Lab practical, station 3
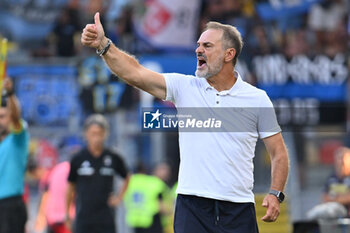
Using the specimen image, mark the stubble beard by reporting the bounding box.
[195,54,224,79]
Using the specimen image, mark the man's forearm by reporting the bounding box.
[270,150,289,191]
[117,174,130,199]
[66,183,75,218]
[100,39,166,99]
[100,37,143,87]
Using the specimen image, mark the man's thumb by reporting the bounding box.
[94,12,101,26]
[262,200,268,207]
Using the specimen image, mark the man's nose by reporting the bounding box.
[196,45,204,54]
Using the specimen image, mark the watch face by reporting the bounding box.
[269,190,285,203]
[279,192,285,202]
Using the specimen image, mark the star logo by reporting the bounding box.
[151,109,162,122]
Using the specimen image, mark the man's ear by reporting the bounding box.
[224,48,236,63]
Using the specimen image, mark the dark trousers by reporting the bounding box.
[134,213,164,233]
[0,195,27,233]
[74,222,116,233]
[174,194,259,233]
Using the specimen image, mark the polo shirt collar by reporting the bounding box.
[202,71,243,96]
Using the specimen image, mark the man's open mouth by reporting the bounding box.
[197,57,207,69]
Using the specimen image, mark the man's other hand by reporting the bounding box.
[261,194,280,222]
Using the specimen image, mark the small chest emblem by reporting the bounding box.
[77,160,94,176]
[104,155,112,166]
[82,160,91,167]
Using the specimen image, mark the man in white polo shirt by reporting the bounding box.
[81,13,289,233]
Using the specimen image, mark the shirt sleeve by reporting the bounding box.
[112,154,128,179]
[68,156,79,183]
[11,120,27,134]
[163,73,191,103]
[257,92,281,139]
[12,120,29,145]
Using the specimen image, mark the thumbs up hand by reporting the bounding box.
[81,12,107,50]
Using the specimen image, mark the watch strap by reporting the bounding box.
[96,39,112,57]
[269,189,284,203]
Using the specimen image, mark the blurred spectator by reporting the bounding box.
[152,163,173,233]
[51,6,82,57]
[245,20,278,59]
[308,0,347,33]
[124,163,169,233]
[222,0,251,37]
[35,161,75,233]
[308,0,348,55]
[306,147,350,220]
[203,0,252,38]
[248,23,272,55]
[115,5,135,53]
[153,162,171,185]
[0,78,30,233]
[283,29,309,58]
[1,0,348,59]
[26,137,81,232]
[78,0,107,27]
[66,114,130,233]
[323,147,350,215]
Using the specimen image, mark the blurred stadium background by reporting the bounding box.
[0,0,349,232]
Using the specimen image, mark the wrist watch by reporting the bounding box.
[96,39,112,57]
[269,189,285,203]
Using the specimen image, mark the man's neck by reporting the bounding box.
[0,131,9,142]
[207,67,237,92]
[88,145,104,158]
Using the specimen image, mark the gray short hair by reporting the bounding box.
[205,21,243,66]
[84,114,109,132]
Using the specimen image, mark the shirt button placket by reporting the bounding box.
[215,93,220,106]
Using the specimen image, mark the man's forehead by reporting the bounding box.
[86,123,106,132]
[197,29,223,44]
[0,107,8,114]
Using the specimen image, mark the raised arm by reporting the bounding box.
[261,132,289,222]
[81,13,166,100]
[4,78,21,131]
